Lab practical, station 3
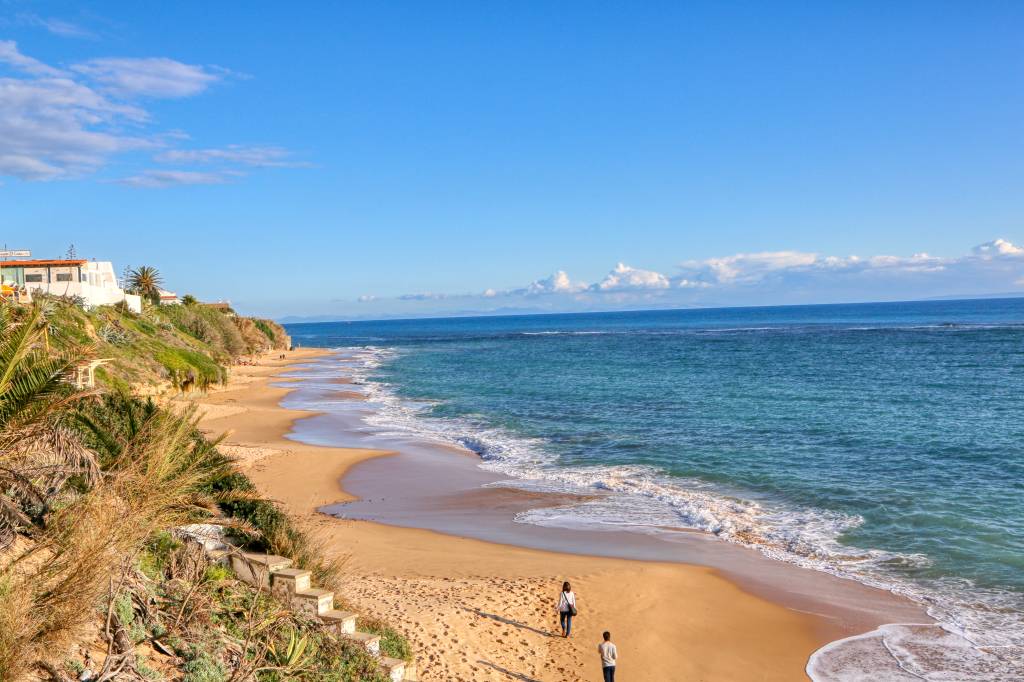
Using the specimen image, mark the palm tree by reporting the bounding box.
[0,304,96,548]
[181,294,198,306]
[35,297,59,352]
[127,266,164,305]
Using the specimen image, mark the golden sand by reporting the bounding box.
[193,349,827,681]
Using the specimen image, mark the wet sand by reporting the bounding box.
[193,348,927,681]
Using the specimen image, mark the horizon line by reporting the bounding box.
[278,291,1024,327]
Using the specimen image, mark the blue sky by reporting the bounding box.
[2,1,1023,319]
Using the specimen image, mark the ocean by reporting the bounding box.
[286,298,1024,676]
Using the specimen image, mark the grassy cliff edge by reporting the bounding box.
[0,298,409,682]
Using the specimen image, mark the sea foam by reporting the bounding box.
[316,346,1024,679]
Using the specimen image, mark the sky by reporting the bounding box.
[2,1,1023,320]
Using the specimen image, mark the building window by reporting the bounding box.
[25,274,43,283]
[56,273,72,282]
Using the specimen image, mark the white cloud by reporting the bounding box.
[398,292,448,301]
[116,170,234,188]
[595,263,670,290]
[0,61,152,180]
[673,241,1024,290]
[17,14,96,39]
[373,239,1024,314]
[0,154,63,180]
[41,18,94,39]
[72,57,224,98]
[357,295,377,303]
[0,42,298,184]
[973,238,1024,258]
[156,145,305,168]
[680,251,818,284]
[0,40,64,76]
[523,270,586,295]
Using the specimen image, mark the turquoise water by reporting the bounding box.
[287,299,1024,668]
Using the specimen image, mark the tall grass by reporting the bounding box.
[161,305,246,360]
[0,406,232,679]
[0,304,409,678]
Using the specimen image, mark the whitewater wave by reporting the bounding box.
[807,623,1020,681]
[334,346,1023,679]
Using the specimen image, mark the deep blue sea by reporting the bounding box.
[287,299,1024,668]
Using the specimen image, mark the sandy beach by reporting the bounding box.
[191,349,911,682]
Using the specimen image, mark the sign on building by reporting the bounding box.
[0,250,31,258]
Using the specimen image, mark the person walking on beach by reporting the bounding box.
[598,631,617,681]
[557,581,577,637]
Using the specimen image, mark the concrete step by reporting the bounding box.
[379,657,406,682]
[230,552,292,588]
[319,609,357,635]
[342,631,381,657]
[176,523,228,551]
[270,567,311,601]
[293,588,334,616]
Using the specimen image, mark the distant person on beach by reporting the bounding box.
[598,631,617,681]
[557,581,577,637]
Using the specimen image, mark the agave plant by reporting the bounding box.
[265,628,313,672]
[0,303,97,548]
[97,322,131,346]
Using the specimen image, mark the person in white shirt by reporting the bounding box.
[598,631,617,681]
[557,581,577,637]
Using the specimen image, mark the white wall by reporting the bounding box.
[27,261,141,312]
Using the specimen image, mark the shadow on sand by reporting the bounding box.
[463,607,555,638]
[477,660,543,682]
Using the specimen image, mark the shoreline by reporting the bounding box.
[194,348,916,681]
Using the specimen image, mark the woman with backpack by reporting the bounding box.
[557,581,578,637]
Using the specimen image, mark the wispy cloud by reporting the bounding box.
[71,57,225,98]
[0,44,151,180]
[116,169,237,188]
[398,292,449,301]
[0,39,64,76]
[155,145,307,168]
[18,13,96,39]
[0,41,300,184]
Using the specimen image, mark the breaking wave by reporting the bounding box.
[327,345,1023,679]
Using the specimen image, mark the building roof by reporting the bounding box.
[0,259,87,268]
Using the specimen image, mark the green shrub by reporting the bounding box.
[156,347,226,390]
[204,564,233,582]
[139,531,182,580]
[357,616,413,662]
[253,319,277,344]
[162,305,246,360]
[182,651,226,682]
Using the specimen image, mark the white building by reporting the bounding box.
[157,289,180,305]
[0,258,142,313]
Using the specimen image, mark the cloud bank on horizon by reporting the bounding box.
[324,239,1024,318]
[0,40,298,185]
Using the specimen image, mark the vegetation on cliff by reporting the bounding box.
[29,294,290,393]
[0,298,408,681]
